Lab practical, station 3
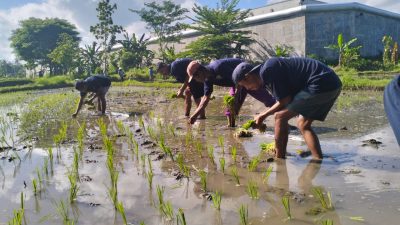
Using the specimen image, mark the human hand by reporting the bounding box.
[176,90,184,98]
[188,116,197,124]
[254,114,266,126]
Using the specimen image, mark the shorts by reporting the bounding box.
[188,81,204,99]
[287,88,341,121]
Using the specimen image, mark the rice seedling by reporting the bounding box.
[43,157,49,176]
[168,124,175,137]
[147,126,156,141]
[185,132,192,146]
[218,136,224,153]
[157,118,163,130]
[176,153,185,172]
[55,200,74,225]
[156,185,165,206]
[246,180,259,199]
[36,168,42,190]
[160,201,174,221]
[207,145,215,164]
[20,192,24,210]
[138,116,145,129]
[68,171,79,203]
[320,219,334,225]
[219,157,226,174]
[183,165,190,178]
[260,142,275,154]
[231,146,237,163]
[312,187,334,210]
[241,120,255,130]
[146,169,154,189]
[140,154,146,168]
[238,204,249,225]
[116,201,128,225]
[263,164,273,184]
[77,121,86,158]
[108,185,118,209]
[72,148,79,174]
[282,195,292,220]
[139,221,146,225]
[223,95,236,127]
[7,209,24,225]
[198,169,207,191]
[212,191,222,210]
[195,141,203,157]
[231,166,240,185]
[32,179,38,195]
[116,120,125,135]
[148,111,154,119]
[159,140,174,161]
[97,118,107,137]
[248,156,261,172]
[47,147,54,164]
[176,208,187,225]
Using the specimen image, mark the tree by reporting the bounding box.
[131,0,188,62]
[90,0,124,75]
[10,17,80,74]
[48,33,80,75]
[81,42,101,75]
[0,60,25,77]
[185,0,254,61]
[117,32,154,70]
[325,33,362,67]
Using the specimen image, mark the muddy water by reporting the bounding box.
[0,87,398,225]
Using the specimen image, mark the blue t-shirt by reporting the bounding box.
[384,75,400,144]
[259,57,342,100]
[204,58,244,95]
[170,58,192,83]
[81,75,111,96]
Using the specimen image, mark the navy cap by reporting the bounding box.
[156,62,168,72]
[232,62,261,84]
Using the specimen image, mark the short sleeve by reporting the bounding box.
[204,79,213,96]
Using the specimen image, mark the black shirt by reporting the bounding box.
[81,75,111,97]
[170,58,192,83]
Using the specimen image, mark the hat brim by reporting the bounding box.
[248,64,261,75]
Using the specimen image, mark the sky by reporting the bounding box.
[1,0,400,61]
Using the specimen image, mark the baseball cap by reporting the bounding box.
[232,62,261,84]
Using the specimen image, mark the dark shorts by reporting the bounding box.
[188,81,204,99]
[287,88,341,121]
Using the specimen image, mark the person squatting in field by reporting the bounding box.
[232,57,342,159]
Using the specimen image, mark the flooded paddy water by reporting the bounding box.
[0,86,398,225]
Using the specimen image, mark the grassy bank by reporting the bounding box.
[0,76,73,93]
[335,68,393,90]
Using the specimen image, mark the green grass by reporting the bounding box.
[248,156,261,172]
[159,201,174,221]
[219,157,226,174]
[320,219,334,225]
[176,208,187,225]
[282,195,292,220]
[207,145,215,164]
[231,146,237,163]
[312,187,334,210]
[260,142,275,153]
[68,171,79,203]
[231,166,240,185]
[156,185,165,206]
[0,76,73,93]
[146,169,154,189]
[55,200,74,225]
[116,201,128,225]
[263,165,273,184]
[198,169,207,191]
[114,79,180,88]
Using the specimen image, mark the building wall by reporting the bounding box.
[305,10,400,59]
[251,0,323,16]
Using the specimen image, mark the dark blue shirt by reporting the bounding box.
[170,58,192,83]
[81,75,111,96]
[384,75,400,144]
[204,58,244,95]
[259,57,342,100]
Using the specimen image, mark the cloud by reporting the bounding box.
[0,0,196,61]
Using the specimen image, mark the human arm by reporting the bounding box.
[188,95,211,124]
[177,76,189,98]
[72,94,86,117]
[254,96,292,125]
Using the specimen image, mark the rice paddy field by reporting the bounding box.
[0,86,398,225]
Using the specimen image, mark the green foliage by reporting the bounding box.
[198,169,207,191]
[263,165,273,184]
[8,209,24,225]
[320,219,334,225]
[116,201,128,225]
[55,200,74,225]
[382,35,399,68]
[68,171,79,203]
[231,146,237,163]
[48,33,81,75]
[186,0,254,61]
[207,145,215,164]
[176,208,187,225]
[0,60,25,77]
[325,33,362,67]
[241,120,255,130]
[260,142,275,153]
[231,166,240,185]
[131,0,188,62]
[159,201,174,220]
[156,185,165,206]
[10,17,80,73]
[80,42,101,75]
[248,156,260,172]
[117,32,154,70]
[90,0,124,74]
[219,157,226,173]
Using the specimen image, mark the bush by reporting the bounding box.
[347,58,384,71]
